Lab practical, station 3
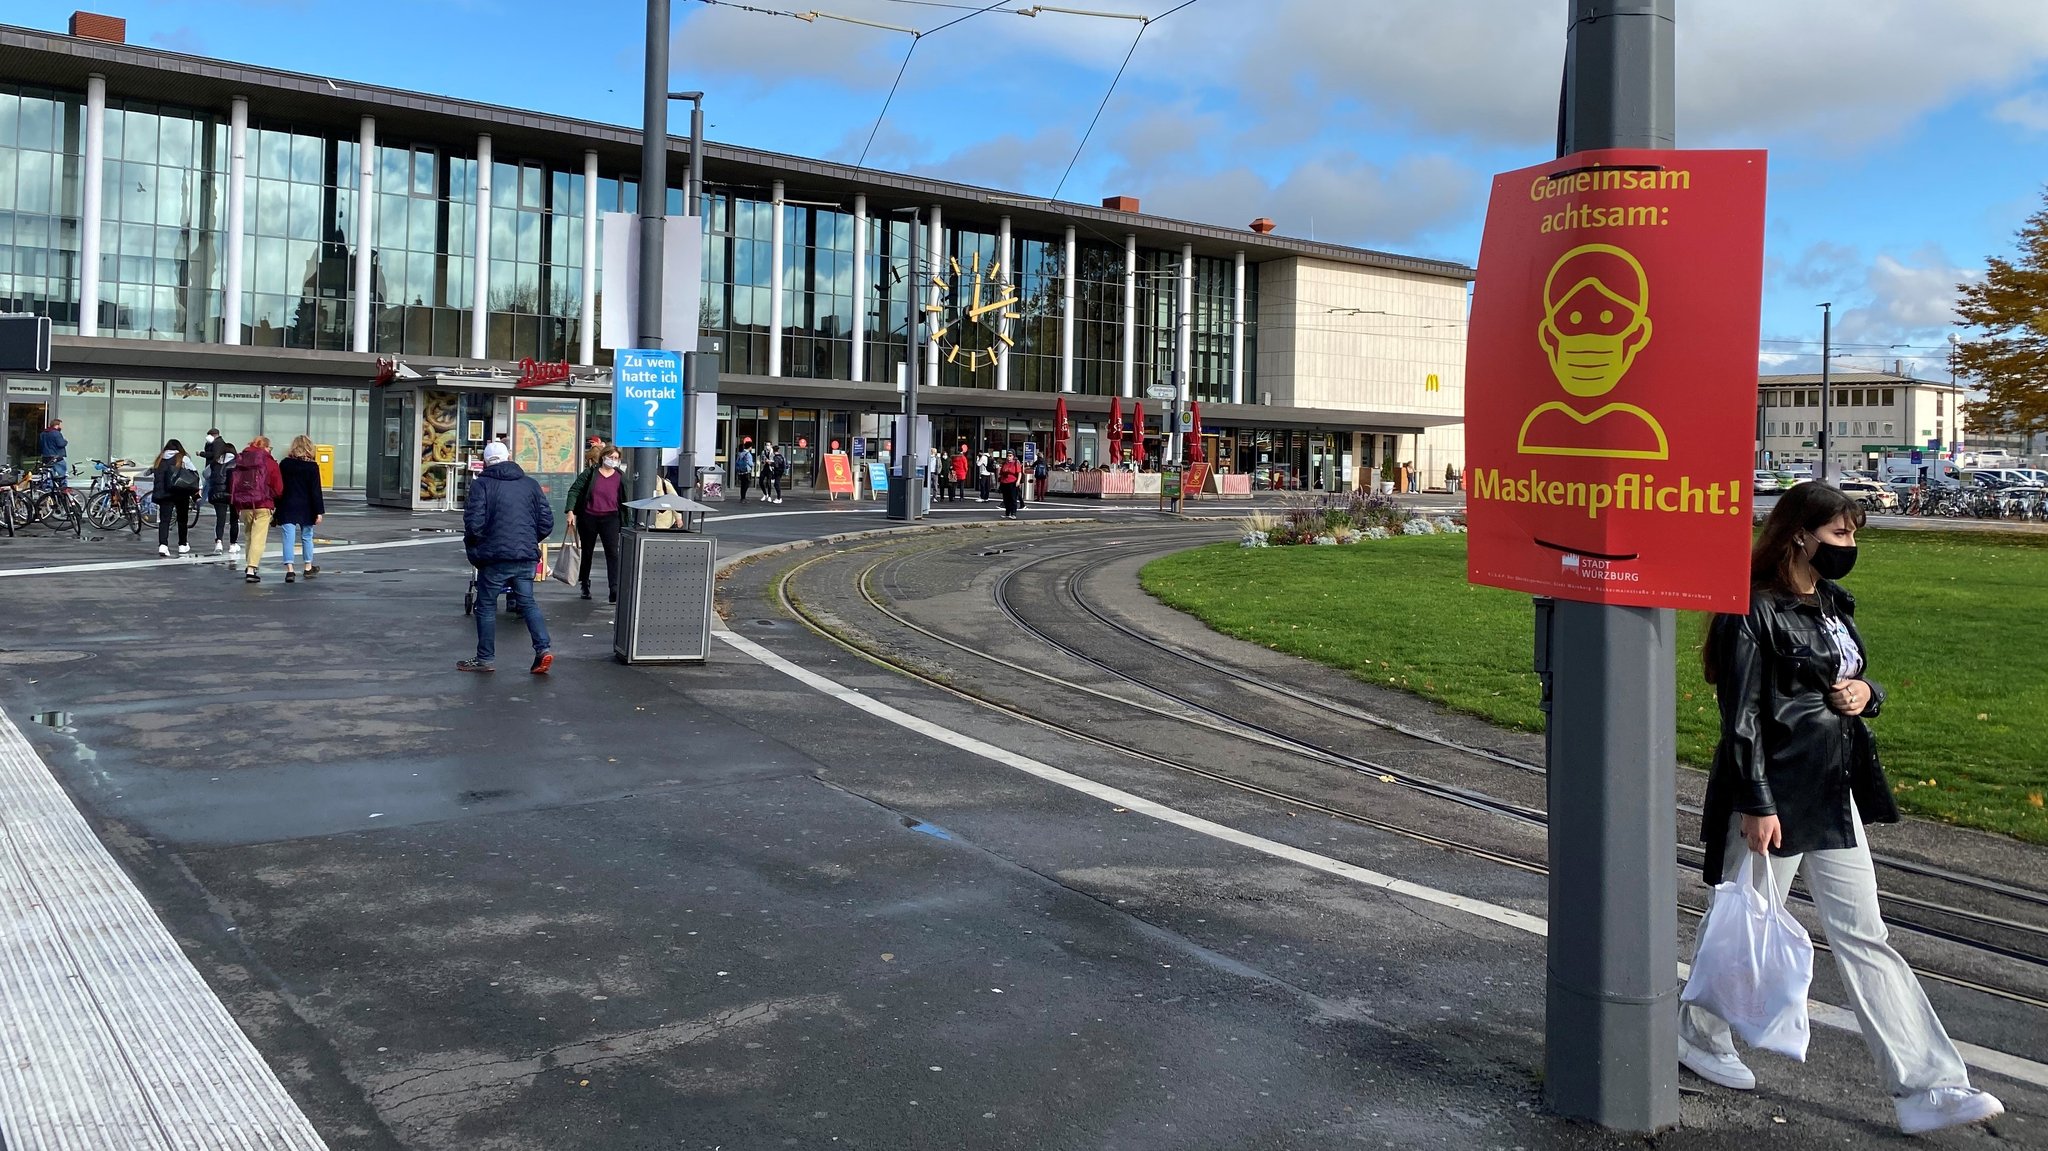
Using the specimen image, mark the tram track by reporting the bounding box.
[759,526,2048,1013]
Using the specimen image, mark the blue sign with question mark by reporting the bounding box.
[612,349,684,449]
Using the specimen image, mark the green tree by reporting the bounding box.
[1954,188,2048,434]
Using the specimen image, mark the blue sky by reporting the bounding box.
[18,0,2048,378]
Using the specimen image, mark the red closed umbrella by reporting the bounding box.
[1106,395,1124,462]
[1053,396,1071,464]
[1188,400,1205,462]
[1132,400,1148,465]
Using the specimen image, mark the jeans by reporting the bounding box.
[1000,482,1022,516]
[157,495,191,547]
[281,521,316,567]
[765,472,783,500]
[239,508,274,570]
[576,511,622,596]
[1680,802,1972,1096]
[474,559,551,663]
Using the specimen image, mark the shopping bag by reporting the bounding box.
[534,542,549,582]
[1679,851,1814,1060]
[549,540,581,585]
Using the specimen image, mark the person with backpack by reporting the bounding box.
[230,435,284,583]
[763,444,785,504]
[997,451,1024,520]
[276,435,325,584]
[205,435,241,556]
[734,441,756,502]
[976,450,994,502]
[458,440,554,675]
[151,437,201,558]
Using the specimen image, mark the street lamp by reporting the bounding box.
[1817,301,1832,482]
[887,205,925,520]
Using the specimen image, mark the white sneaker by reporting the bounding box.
[1896,1087,2002,1135]
[157,544,170,558]
[1677,1034,1755,1090]
[230,543,243,556]
[177,544,189,555]
[213,541,225,554]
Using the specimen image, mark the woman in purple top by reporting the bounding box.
[565,447,626,602]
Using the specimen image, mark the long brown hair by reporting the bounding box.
[1702,482,1868,683]
[288,435,317,460]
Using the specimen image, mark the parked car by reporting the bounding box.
[1752,469,1783,493]
[1835,477,1900,512]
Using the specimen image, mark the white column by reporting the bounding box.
[1059,225,1076,393]
[1120,233,1137,399]
[995,214,1012,391]
[851,194,868,382]
[1231,251,1246,405]
[925,206,942,384]
[78,75,106,336]
[470,134,492,359]
[578,150,597,365]
[222,96,249,345]
[1177,242,1194,395]
[351,115,376,353]
[767,180,786,377]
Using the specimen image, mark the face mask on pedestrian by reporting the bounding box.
[1810,541,1857,579]
[602,456,621,470]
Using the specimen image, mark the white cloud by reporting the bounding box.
[1131,152,1481,249]
[1993,91,2048,132]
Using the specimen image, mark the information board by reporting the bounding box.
[1464,148,1766,612]
[612,349,684,449]
[824,452,856,498]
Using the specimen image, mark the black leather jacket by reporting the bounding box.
[1699,581,1898,882]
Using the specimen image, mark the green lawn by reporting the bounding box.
[1139,531,2048,844]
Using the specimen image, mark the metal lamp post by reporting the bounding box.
[670,89,705,494]
[1818,301,1832,482]
[889,205,924,519]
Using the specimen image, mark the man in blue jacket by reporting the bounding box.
[459,441,555,674]
[37,419,66,469]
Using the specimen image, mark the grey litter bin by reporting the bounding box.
[613,525,717,664]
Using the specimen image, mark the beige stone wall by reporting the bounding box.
[1257,256,1469,485]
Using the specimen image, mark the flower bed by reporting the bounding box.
[1239,493,1465,548]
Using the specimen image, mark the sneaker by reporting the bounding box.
[284,570,296,583]
[530,650,553,675]
[213,541,225,554]
[455,658,495,674]
[1677,1034,1755,1091]
[306,565,319,577]
[1896,1087,2002,1135]
[177,544,189,555]
[158,544,170,558]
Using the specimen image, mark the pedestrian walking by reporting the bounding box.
[205,434,239,555]
[565,445,626,602]
[150,438,201,558]
[200,428,230,504]
[457,440,554,674]
[734,441,756,502]
[1445,462,1460,494]
[997,451,1024,519]
[764,445,786,503]
[1684,482,2002,1135]
[951,446,971,502]
[976,450,994,502]
[37,418,66,470]
[229,435,283,583]
[276,435,325,584]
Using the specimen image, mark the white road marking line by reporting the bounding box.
[714,627,2048,1092]
[0,708,329,1148]
[0,534,462,579]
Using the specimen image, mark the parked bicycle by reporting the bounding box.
[82,458,145,534]
[9,461,84,537]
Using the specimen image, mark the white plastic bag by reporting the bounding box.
[1679,851,1814,1060]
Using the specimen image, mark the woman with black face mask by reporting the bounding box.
[1685,482,2001,1135]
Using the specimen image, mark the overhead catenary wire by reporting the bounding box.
[1047,0,1202,202]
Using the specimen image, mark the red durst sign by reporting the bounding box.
[1464,148,1767,612]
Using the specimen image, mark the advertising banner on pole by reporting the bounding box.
[1464,148,1767,612]
[612,349,684,448]
[598,214,704,351]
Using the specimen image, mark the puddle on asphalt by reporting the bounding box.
[901,817,953,841]
[29,711,75,733]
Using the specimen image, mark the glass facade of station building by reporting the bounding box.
[1,22,1468,492]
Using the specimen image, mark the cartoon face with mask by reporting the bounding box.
[1538,244,1652,398]
[1516,242,1669,462]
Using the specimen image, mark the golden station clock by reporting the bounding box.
[926,249,1020,372]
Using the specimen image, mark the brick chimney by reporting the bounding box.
[69,11,127,42]
[1101,195,1140,213]
[1249,217,1276,235]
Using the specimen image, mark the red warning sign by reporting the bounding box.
[1464,148,1767,612]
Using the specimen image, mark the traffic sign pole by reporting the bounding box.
[1541,0,1679,1132]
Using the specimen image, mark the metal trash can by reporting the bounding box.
[613,525,717,663]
